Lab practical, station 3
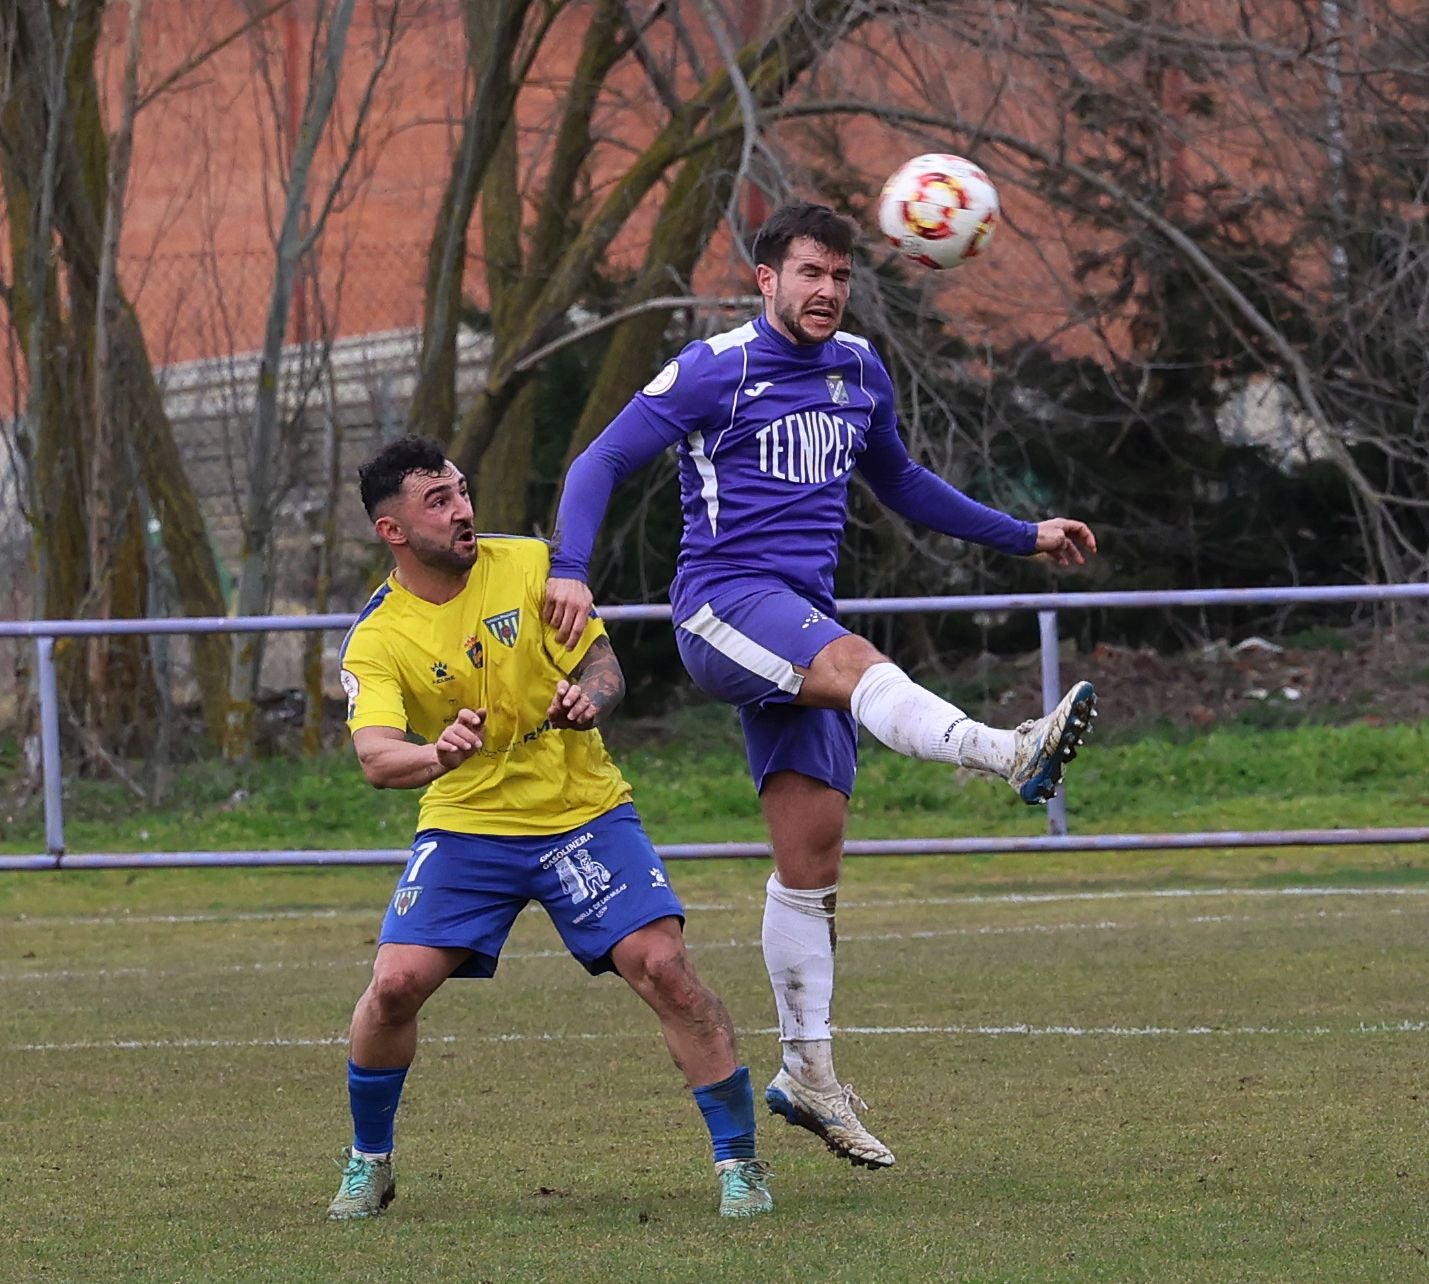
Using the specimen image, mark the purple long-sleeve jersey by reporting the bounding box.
[551,314,1038,618]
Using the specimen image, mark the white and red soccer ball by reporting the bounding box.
[877,153,999,270]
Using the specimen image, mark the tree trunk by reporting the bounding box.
[472,54,534,534]
[450,0,867,485]
[303,366,342,756]
[225,0,360,761]
[556,136,746,487]
[3,0,230,748]
[407,0,535,442]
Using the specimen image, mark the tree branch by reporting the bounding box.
[137,0,298,114]
[512,293,760,373]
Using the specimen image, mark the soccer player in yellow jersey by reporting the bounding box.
[326,435,771,1221]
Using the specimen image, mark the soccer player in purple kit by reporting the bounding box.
[544,203,1099,1171]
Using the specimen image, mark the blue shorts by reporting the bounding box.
[675,580,858,798]
[378,803,685,978]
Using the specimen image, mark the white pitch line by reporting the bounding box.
[834,1021,1429,1037]
[1,904,1417,985]
[844,885,1429,909]
[4,901,739,928]
[2,958,378,983]
[12,1020,1429,1055]
[4,907,373,927]
[5,884,1425,930]
[13,1034,456,1053]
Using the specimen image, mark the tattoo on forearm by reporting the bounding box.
[571,636,625,722]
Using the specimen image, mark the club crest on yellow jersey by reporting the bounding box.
[484,609,520,647]
[339,543,631,836]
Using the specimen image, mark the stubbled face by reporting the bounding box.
[758,236,852,345]
[383,462,476,574]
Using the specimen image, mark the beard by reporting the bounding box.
[408,530,477,575]
[775,292,839,345]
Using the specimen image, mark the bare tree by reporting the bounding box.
[223,0,401,761]
[405,0,885,538]
[0,0,232,754]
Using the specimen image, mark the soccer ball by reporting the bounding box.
[877,153,999,270]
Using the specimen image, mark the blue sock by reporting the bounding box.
[692,1065,757,1162]
[348,1060,409,1155]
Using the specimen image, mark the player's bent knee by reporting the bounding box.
[367,967,438,1022]
[800,633,889,705]
[618,933,702,1008]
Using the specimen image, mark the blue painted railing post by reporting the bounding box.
[37,637,65,858]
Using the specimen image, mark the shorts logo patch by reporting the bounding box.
[649,866,668,888]
[801,608,826,629]
[393,886,422,916]
[484,609,520,648]
[556,849,612,904]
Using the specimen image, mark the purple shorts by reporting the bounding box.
[674,580,858,797]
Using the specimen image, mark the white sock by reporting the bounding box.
[849,661,1016,775]
[352,1147,391,1162]
[783,1037,837,1088]
[762,874,839,1088]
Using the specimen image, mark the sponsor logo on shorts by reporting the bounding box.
[540,831,613,904]
[650,867,668,888]
[573,882,628,925]
[393,886,422,916]
[540,830,594,868]
[801,609,826,629]
[556,850,612,904]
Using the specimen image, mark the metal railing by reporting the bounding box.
[2,582,1427,870]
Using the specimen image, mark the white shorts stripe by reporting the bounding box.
[678,603,804,695]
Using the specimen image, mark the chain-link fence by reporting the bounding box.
[0,241,494,744]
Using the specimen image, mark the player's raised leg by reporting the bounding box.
[803,634,1098,805]
[328,943,466,1220]
[612,918,773,1217]
[758,770,895,1169]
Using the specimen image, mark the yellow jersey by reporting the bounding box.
[338,536,632,836]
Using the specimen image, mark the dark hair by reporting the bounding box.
[750,202,857,270]
[358,434,449,518]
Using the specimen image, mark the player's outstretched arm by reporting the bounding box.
[548,401,680,648]
[1032,518,1097,567]
[543,576,595,650]
[352,709,485,789]
[547,636,625,730]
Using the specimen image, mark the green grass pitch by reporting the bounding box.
[3,850,1426,1282]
